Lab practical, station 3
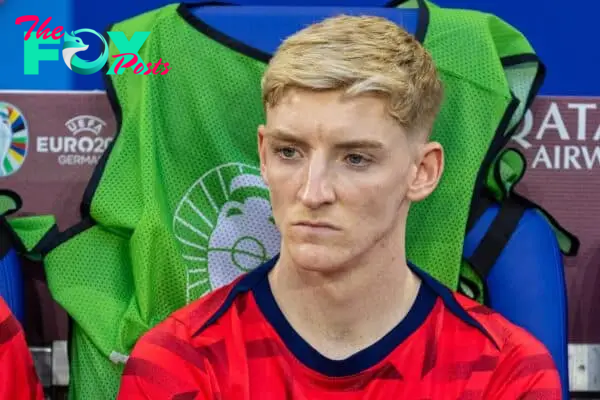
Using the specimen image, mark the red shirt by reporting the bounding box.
[0,296,44,400]
[118,258,561,399]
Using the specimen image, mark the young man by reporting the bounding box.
[117,15,561,399]
[0,296,45,399]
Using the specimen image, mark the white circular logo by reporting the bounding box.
[173,163,281,303]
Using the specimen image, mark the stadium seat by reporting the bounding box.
[464,198,570,398]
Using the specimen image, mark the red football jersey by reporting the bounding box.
[118,258,562,399]
[0,296,45,400]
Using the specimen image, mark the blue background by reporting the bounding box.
[2,0,598,96]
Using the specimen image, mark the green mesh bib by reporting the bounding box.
[38,2,549,398]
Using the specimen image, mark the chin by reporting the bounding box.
[285,241,355,273]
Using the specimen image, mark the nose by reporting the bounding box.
[298,153,336,209]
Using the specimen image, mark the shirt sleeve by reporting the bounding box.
[0,301,45,400]
[485,333,562,399]
[117,316,216,400]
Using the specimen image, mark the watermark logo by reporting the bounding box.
[15,16,171,76]
[62,29,108,75]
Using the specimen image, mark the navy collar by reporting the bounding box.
[194,254,498,377]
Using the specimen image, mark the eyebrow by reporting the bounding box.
[266,129,385,150]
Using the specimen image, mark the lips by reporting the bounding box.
[294,221,339,230]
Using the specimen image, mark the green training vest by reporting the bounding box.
[40,2,544,398]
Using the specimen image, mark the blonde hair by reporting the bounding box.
[262,14,444,136]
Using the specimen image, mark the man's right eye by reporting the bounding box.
[276,147,298,159]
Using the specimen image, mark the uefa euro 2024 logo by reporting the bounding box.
[0,103,28,178]
[15,15,172,76]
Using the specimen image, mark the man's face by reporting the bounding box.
[258,88,439,273]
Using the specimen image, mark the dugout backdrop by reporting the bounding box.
[0,0,598,393]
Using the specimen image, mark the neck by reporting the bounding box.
[268,227,421,360]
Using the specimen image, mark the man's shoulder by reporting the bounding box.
[412,263,554,360]
[451,292,555,361]
[165,260,275,336]
[133,275,248,348]
[447,294,562,396]
[126,275,251,368]
[168,275,246,334]
[133,261,274,354]
[119,276,256,399]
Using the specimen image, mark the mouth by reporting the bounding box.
[294,221,340,230]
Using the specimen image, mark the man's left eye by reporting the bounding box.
[346,154,369,166]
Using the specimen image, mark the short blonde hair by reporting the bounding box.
[262,14,444,136]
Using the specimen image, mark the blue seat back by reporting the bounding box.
[465,204,569,399]
[190,5,418,52]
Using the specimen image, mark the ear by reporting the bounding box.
[257,124,269,186]
[406,141,444,202]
